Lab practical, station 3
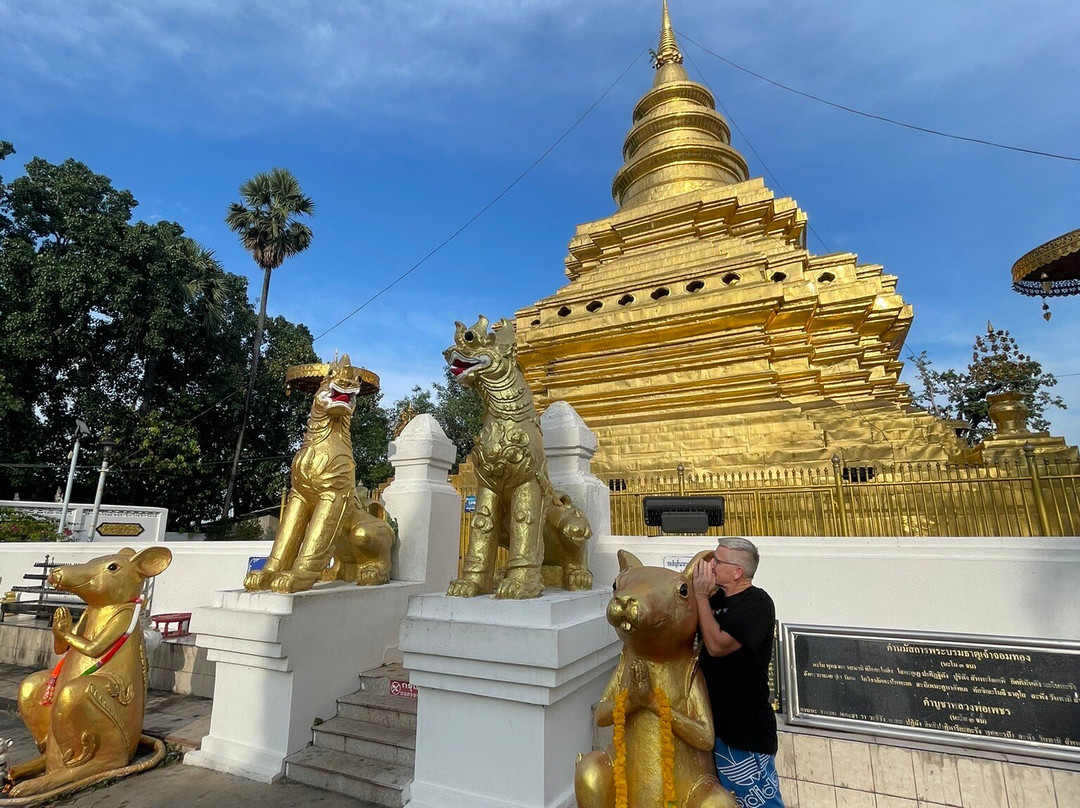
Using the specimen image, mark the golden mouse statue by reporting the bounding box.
[576,550,737,808]
[244,355,396,594]
[9,547,172,798]
[444,316,592,599]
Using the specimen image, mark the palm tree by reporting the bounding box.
[221,167,314,519]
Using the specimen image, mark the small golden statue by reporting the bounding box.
[576,550,737,808]
[244,355,395,594]
[9,547,172,798]
[444,316,592,599]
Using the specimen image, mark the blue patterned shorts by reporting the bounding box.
[712,737,786,808]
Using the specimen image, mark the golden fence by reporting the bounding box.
[453,455,1079,564]
[609,456,1080,538]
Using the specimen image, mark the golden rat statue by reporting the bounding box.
[9,547,172,798]
[576,550,737,808]
[244,355,395,594]
[444,316,593,599]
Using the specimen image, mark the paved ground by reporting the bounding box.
[0,664,372,807]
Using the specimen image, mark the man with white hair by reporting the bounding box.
[693,537,784,808]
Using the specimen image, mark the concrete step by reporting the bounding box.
[359,663,417,699]
[313,716,416,767]
[284,746,412,808]
[337,691,417,731]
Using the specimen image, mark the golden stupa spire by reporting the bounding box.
[653,0,684,68]
[611,1,749,209]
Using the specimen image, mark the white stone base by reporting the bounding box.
[400,588,619,808]
[185,580,424,782]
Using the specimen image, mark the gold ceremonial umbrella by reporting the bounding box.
[285,361,380,396]
[1012,227,1080,320]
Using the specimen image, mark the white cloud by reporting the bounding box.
[0,0,629,133]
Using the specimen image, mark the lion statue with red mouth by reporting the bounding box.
[444,316,593,599]
[243,355,396,594]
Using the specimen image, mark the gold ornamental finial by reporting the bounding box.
[611,0,748,209]
[653,0,683,68]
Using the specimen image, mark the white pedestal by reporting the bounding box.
[541,401,611,542]
[400,588,619,808]
[185,581,423,782]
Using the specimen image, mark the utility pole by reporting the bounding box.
[58,418,91,538]
[88,432,117,542]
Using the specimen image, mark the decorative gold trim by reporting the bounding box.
[654,0,684,68]
[622,110,733,161]
[633,83,716,122]
[285,362,380,396]
[1011,227,1080,284]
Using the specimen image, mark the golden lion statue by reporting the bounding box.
[444,316,593,599]
[244,355,395,594]
[576,550,737,808]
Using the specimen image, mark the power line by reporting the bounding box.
[680,48,832,254]
[1,453,292,474]
[63,46,652,474]
[678,32,1080,164]
[312,45,650,344]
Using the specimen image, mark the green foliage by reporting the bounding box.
[389,367,484,469]
[203,517,266,541]
[910,326,1065,444]
[222,167,315,519]
[351,393,394,489]
[0,147,318,529]
[0,506,62,542]
[225,168,314,273]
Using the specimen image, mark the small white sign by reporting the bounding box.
[662,555,697,572]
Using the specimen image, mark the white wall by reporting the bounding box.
[0,540,273,616]
[1,500,168,542]
[591,535,1080,641]
[7,534,1077,640]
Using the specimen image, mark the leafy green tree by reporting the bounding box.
[910,326,1065,444]
[348,393,393,491]
[0,506,62,542]
[230,315,318,517]
[0,148,320,529]
[390,367,484,469]
[222,168,314,518]
[0,149,138,500]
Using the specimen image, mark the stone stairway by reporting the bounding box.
[284,664,417,806]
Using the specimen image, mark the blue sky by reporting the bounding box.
[3,0,1079,445]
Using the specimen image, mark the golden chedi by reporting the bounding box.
[515,2,973,477]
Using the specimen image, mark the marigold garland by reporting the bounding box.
[612,689,629,808]
[611,686,678,808]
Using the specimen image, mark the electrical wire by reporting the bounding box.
[50,45,652,476]
[680,48,832,254]
[677,32,1080,164]
[312,45,650,344]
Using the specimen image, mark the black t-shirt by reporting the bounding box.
[698,585,777,754]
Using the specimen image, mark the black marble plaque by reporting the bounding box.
[785,626,1080,760]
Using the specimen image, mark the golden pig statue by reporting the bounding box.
[576,550,737,808]
[245,355,395,594]
[444,316,592,599]
[9,547,172,798]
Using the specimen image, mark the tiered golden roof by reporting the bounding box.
[515,2,974,476]
[612,1,748,211]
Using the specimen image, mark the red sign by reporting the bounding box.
[389,679,418,699]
